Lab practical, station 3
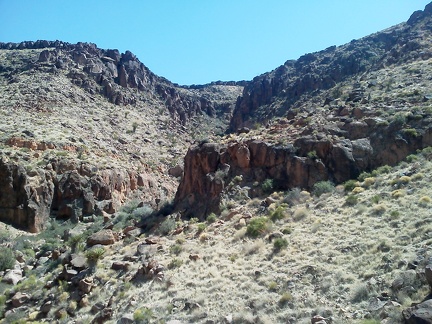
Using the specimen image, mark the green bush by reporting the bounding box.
[133,307,153,323]
[197,223,206,233]
[167,258,183,269]
[312,181,334,197]
[207,213,217,223]
[307,150,319,159]
[358,172,372,182]
[405,153,419,162]
[345,195,358,206]
[246,217,271,238]
[373,165,392,175]
[158,218,176,235]
[0,247,15,271]
[273,238,288,251]
[343,179,358,192]
[170,244,182,255]
[85,247,105,264]
[269,206,286,222]
[262,178,275,193]
[131,205,154,219]
[68,234,85,252]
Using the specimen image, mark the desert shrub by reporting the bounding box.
[281,227,292,235]
[282,188,302,205]
[345,195,358,206]
[199,232,210,242]
[391,189,405,198]
[372,204,386,215]
[85,247,105,265]
[131,205,154,219]
[351,283,371,303]
[371,195,381,204]
[418,196,431,207]
[262,178,275,193]
[279,292,293,306]
[359,319,381,324]
[344,179,358,192]
[312,181,334,197]
[0,247,15,271]
[269,206,287,222]
[158,218,176,235]
[391,176,411,186]
[68,234,85,253]
[292,207,309,221]
[373,165,392,175]
[389,210,400,219]
[358,171,372,182]
[403,128,419,137]
[134,307,153,323]
[268,281,278,291]
[0,230,10,244]
[362,177,376,187]
[197,223,206,233]
[392,112,407,126]
[120,199,140,214]
[170,244,182,255]
[246,217,271,238]
[273,238,288,251]
[420,146,432,158]
[167,258,183,269]
[352,187,365,194]
[307,150,318,159]
[207,213,217,223]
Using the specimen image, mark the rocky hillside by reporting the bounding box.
[175,3,432,220]
[230,2,432,132]
[0,41,243,232]
[2,2,432,324]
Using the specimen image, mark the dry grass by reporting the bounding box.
[70,150,428,323]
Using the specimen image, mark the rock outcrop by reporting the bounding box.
[175,121,432,219]
[0,157,160,233]
[0,41,243,125]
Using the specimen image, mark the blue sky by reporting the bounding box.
[0,1,430,85]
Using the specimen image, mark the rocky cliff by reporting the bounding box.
[0,41,243,232]
[0,154,166,232]
[0,40,244,126]
[175,119,432,218]
[176,3,432,219]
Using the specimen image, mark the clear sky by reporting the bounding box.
[0,1,430,85]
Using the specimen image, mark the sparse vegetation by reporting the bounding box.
[246,217,271,238]
[262,178,275,193]
[312,180,334,197]
[273,237,288,251]
[0,247,15,272]
[4,15,432,323]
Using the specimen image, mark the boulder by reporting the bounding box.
[403,299,432,323]
[2,269,23,285]
[87,229,116,246]
[78,277,94,294]
[11,292,30,308]
[70,254,87,270]
[168,165,183,178]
